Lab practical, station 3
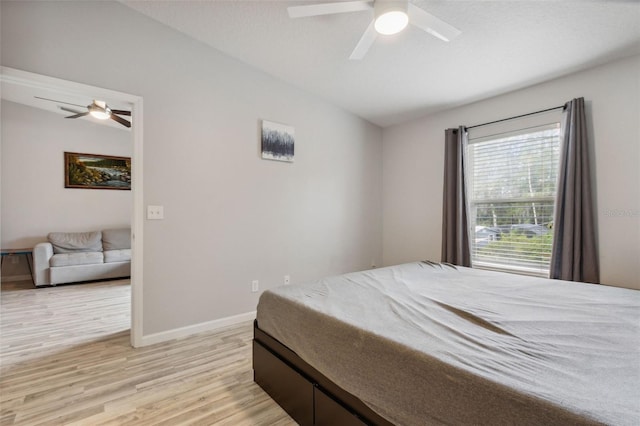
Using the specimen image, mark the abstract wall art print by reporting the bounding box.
[261,120,294,162]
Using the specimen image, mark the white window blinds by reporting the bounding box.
[466,123,561,276]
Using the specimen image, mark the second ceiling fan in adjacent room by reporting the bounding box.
[36,96,132,128]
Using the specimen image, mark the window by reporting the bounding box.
[466,122,561,276]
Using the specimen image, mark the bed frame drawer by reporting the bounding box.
[314,386,367,426]
[253,340,314,426]
[254,321,394,426]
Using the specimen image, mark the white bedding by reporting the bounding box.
[256,262,640,425]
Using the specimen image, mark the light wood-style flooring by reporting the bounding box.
[0,279,295,425]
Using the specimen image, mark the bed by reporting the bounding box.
[253,262,640,425]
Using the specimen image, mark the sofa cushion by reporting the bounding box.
[48,231,103,254]
[102,228,131,250]
[50,252,104,267]
[104,249,131,264]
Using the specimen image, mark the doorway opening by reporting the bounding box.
[0,67,143,347]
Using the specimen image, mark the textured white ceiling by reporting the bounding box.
[122,0,640,127]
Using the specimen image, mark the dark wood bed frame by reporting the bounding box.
[253,320,394,426]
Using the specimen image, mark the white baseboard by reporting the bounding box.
[1,274,33,282]
[139,310,257,347]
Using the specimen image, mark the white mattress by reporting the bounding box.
[256,262,640,425]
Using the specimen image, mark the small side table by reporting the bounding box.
[1,248,34,285]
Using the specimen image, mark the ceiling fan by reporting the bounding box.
[35,96,132,128]
[287,0,461,60]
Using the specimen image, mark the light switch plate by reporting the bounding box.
[147,205,164,220]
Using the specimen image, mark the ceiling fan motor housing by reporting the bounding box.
[374,0,409,16]
[88,101,112,119]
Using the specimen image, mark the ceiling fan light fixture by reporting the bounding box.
[89,110,110,120]
[374,0,409,35]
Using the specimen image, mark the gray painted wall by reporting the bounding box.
[1,1,383,334]
[1,101,132,249]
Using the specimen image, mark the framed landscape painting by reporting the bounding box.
[65,152,131,190]
[261,120,294,162]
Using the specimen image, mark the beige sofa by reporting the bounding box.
[33,228,131,286]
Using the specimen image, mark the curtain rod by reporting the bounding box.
[466,105,565,130]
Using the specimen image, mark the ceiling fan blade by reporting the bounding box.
[408,3,461,42]
[349,20,377,60]
[60,106,89,119]
[65,112,89,119]
[110,109,131,116]
[288,0,372,18]
[58,106,80,114]
[35,96,86,108]
[110,114,132,128]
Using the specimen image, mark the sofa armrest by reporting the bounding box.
[33,242,53,286]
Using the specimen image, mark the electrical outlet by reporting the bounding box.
[284,275,290,285]
[251,280,259,292]
[147,205,164,220]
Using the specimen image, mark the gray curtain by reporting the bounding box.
[550,97,599,283]
[441,126,471,267]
